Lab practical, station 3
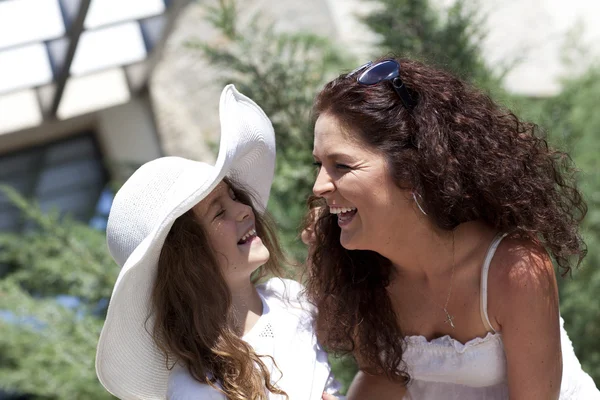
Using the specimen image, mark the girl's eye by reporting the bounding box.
[214,209,225,220]
[312,161,322,168]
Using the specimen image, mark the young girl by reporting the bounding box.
[95,85,340,400]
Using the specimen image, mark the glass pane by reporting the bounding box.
[70,22,147,76]
[139,14,167,52]
[0,178,34,210]
[0,157,33,231]
[0,133,108,232]
[44,135,97,164]
[95,188,114,216]
[0,212,20,231]
[0,151,39,179]
[59,0,83,29]
[38,189,100,220]
[36,159,105,197]
[0,178,30,231]
[85,0,166,29]
[0,0,65,50]
[0,44,54,94]
[46,37,70,77]
[89,187,114,230]
[57,69,130,119]
[0,89,43,134]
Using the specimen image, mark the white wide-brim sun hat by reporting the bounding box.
[95,84,276,400]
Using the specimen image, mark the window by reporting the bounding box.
[0,133,109,232]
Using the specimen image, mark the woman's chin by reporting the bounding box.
[340,233,358,250]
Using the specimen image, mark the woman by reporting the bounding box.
[306,57,600,399]
[96,85,340,400]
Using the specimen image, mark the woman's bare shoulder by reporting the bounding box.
[487,236,559,328]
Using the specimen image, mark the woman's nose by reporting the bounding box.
[313,167,335,197]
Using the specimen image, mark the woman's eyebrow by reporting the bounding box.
[313,150,351,159]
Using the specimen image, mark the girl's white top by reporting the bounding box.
[403,233,600,399]
[167,278,342,400]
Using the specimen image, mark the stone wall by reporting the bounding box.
[150,0,338,162]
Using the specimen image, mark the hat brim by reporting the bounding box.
[95,85,276,399]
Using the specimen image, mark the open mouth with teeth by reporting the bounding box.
[237,228,257,245]
[329,206,358,225]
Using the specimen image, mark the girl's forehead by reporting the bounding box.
[209,181,230,198]
[195,181,229,212]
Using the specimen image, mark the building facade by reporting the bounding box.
[1,0,598,232]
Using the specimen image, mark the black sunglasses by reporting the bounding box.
[350,60,416,110]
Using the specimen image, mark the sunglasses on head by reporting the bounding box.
[349,59,416,110]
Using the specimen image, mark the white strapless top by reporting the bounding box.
[402,233,599,399]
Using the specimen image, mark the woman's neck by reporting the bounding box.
[383,220,495,280]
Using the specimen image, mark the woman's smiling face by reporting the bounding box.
[312,113,413,252]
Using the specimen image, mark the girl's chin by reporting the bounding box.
[248,246,270,265]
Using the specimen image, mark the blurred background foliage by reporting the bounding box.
[0,185,116,399]
[187,0,352,260]
[0,0,598,397]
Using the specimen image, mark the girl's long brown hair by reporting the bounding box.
[151,178,289,399]
[305,56,587,383]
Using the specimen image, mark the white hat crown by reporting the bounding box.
[106,158,212,268]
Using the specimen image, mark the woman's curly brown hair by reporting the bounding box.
[304,56,587,383]
[151,178,289,400]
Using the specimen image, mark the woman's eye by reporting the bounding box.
[335,163,351,170]
[312,161,322,168]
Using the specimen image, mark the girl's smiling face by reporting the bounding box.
[193,181,270,286]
